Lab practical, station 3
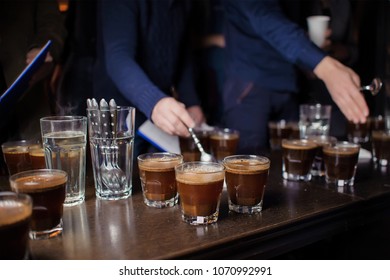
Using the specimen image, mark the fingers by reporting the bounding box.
[314,56,369,124]
[151,97,195,137]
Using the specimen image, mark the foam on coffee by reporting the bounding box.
[139,157,182,172]
[282,139,317,150]
[12,173,67,193]
[323,144,360,156]
[176,165,225,184]
[0,200,32,226]
[224,158,270,173]
[210,133,239,140]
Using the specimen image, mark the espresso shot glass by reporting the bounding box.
[323,142,360,186]
[209,128,239,162]
[137,152,183,208]
[9,169,67,239]
[0,192,32,260]
[347,121,370,144]
[304,135,337,177]
[282,139,318,181]
[371,130,390,167]
[268,120,292,150]
[175,161,225,225]
[223,155,270,214]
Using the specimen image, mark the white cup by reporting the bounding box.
[307,15,330,47]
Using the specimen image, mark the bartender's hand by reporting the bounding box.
[314,56,369,124]
[187,105,205,127]
[26,48,53,64]
[151,97,195,137]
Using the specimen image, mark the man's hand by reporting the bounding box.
[314,56,369,123]
[151,97,196,137]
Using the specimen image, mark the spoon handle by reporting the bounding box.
[188,128,205,153]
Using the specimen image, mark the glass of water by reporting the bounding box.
[299,104,332,138]
[40,116,87,206]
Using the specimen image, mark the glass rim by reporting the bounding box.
[1,139,39,149]
[0,191,32,202]
[9,169,68,182]
[323,141,360,152]
[281,138,318,148]
[137,152,183,162]
[222,155,270,166]
[174,161,225,173]
[40,116,87,122]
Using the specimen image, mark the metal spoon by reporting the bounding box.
[188,128,216,162]
[360,78,382,96]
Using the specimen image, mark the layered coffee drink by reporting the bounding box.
[0,192,32,259]
[209,128,239,161]
[175,162,225,225]
[138,153,183,208]
[223,155,270,213]
[323,142,360,186]
[371,130,390,166]
[9,169,67,239]
[282,139,317,181]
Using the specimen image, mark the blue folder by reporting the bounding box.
[0,40,52,116]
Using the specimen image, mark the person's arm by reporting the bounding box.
[226,0,368,123]
[29,0,67,64]
[101,0,194,136]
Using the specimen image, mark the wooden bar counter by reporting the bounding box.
[1,150,390,259]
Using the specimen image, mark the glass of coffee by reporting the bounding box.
[304,135,337,177]
[223,155,270,214]
[282,139,318,181]
[0,192,32,259]
[28,145,46,169]
[268,120,292,150]
[369,115,385,131]
[1,140,38,175]
[323,142,360,186]
[175,161,225,225]
[9,169,67,239]
[209,128,239,161]
[179,127,212,162]
[371,130,390,167]
[137,152,183,208]
[347,121,370,143]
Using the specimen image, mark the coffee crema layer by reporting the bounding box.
[12,173,68,193]
[0,200,32,226]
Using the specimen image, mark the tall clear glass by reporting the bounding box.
[40,116,87,206]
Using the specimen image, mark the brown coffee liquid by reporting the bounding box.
[0,200,32,259]
[138,158,181,201]
[372,131,390,161]
[210,134,239,161]
[177,179,224,217]
[13,174,66,231]
[29,149,46,169]
[282,141,317,175]
[225,159,269,206]
[3,148,31,175]
[323,149,359,180]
